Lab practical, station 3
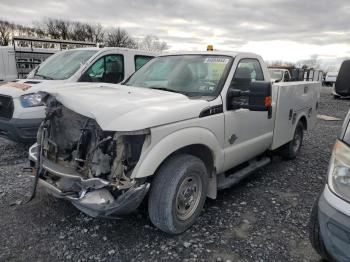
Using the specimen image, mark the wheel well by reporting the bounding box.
[148,144,215,181]
[175,144,214,175]
[299,116,307,130]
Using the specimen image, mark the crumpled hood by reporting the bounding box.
[42,83,210,131]
[0,79,66,98]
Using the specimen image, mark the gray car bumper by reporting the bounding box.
[0,117,42,143]
[318,188,350,262]
[29,144,150,217]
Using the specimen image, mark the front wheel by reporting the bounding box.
[280,121,304,159]
[148,154,208,234]
[309,196,331,261]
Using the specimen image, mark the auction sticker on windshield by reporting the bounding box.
[204,57,230,64]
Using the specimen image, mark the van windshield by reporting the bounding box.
[124,55,232,97]
[28,50,97,80]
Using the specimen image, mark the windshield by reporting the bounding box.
[124,55,232,97]
[269,69,283,80]
[29,50,97,80]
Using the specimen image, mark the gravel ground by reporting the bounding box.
[0,87,349,262]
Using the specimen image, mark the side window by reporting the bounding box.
[82,54,124,84]
[284,71,290,82]
[227,59,264,110]
[230,59,264,91]
[135,55,154,71]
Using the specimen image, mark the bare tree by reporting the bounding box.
[0,20,14,46]
[55,19,70,40]
[44,18,71,40]
[70,22,104,43]
[88,23,104,43]
[70,21,88,41]
[104,28,137,48]
[138,35,169,52]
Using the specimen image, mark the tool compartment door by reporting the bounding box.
[271,82,320,150]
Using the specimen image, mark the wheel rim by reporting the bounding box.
[292,128,302,153]
[175,174,202,221]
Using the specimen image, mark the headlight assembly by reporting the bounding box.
[328,140,350,202]
[20,93,44,108]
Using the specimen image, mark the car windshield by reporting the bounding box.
[29,50,97,80]
[269,69,283,80]
[124,55,232,97]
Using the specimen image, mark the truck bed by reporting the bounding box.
[271,81,320,150]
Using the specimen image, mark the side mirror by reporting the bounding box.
[248,81,272,112]
[228,81,272,115]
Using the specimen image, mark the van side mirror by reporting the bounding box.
[227,81,272,114]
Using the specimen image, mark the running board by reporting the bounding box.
[217,157,271,190]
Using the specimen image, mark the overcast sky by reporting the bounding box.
[1,0,349,63]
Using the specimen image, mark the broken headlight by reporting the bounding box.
[328,140,350,203]
[20,93,44,107]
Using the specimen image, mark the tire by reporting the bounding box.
[280,121,304,159]
[148,154,208,234]
[309,196,332,261]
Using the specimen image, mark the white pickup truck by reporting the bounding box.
[0,47,156,143]
[28,51,320,234]
[268,68,291,83]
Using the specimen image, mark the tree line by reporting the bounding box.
[0,18,168,51]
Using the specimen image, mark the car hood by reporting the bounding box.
[0,79,66,98]
[41,83,211,131]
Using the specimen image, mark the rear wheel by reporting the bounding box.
[309,196,332,261]
[148,154,208,234]
[280,121,304,159]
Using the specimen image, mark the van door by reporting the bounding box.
[80,54,125,84]
[223,58,274,170]
[5,50,17,81]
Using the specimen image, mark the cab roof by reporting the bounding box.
[160,50,258,58]
[61,47,159,55]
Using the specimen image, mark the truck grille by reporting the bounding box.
[0,95,14,119]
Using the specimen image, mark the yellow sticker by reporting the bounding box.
[1,82,32,91]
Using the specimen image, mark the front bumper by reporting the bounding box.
[0,117,42,143]
[318,186,350,262]
[28,144,149,217]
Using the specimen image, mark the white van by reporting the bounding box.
[0,47,157,143]
[324,71,338,86]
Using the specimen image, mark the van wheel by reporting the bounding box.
[148,154,208,234]
[280,122,304,159]
[309,196,331,261]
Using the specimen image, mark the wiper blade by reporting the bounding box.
[149,87,182,94]
[34,74,54,80]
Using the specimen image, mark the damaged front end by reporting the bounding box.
[28,94,150,217]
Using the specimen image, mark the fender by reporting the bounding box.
[130,127,224,179]
[295,111,308,130]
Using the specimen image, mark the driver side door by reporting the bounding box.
[223,58,274,170]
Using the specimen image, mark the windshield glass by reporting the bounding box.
[269,69,283,80]
[124,55,232,96]
[29,50,97,80]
